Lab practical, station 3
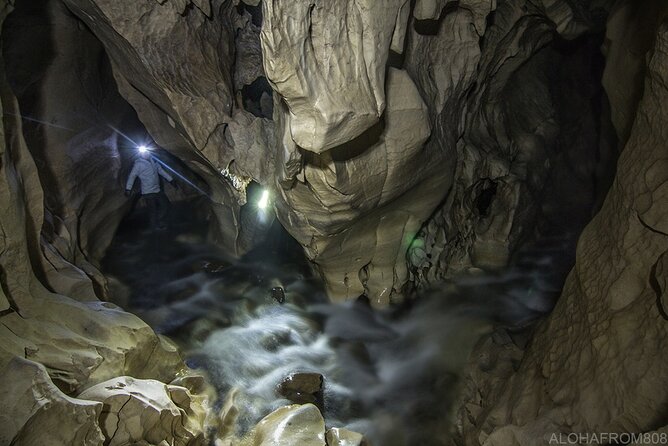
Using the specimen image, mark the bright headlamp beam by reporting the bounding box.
[258,189,270,210]
[138,145,150,153]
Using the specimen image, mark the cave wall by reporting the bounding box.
[1,0,148,299]
[406,0,616,287]
[54,0,618,305]
[268,0,616,303]
[457,2,668,443]
[0,3,201,444]
[59,0,268,257]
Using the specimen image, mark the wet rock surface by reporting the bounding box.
[276,372,324,409]
[326,427,369,446]
[243,404,326,446]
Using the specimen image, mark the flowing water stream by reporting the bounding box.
[103,201,576,446]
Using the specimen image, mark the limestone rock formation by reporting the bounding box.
[0,357,104,446]
[273,67,437,303]
[78,376,208,446]
[2,0,143,298]
[457,6,668,445]
[407,0,615,285]
[59,0,253,254]
[325,427,369,446]
[42,0,616,306]
[0,4,190,444]
[261,0,410,152]
[241,404,326,446]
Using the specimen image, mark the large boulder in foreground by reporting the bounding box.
[78,376,208,446]
[241,404,326,446]
[0,357,104,446]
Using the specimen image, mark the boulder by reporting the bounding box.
[277,372,323,409]
[242,404,326,446]
[78,376,207,446]
[325,427,369,446]
[0,357,104,446]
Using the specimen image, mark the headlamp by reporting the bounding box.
[258,189,270,210]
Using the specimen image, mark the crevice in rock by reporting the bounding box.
[649,258,668,321]
[240,76,273,119]
[473,180,497,218]
[236,1,263,27]
[638,212,668,237]
[413,1,460,35]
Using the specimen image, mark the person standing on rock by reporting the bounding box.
[125,145,178,230]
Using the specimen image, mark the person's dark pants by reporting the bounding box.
[143,192,169,229]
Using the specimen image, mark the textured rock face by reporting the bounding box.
[0,358,104,446]
[59,0,255,254]
[0,3,189,444]
[273,67,441,302]
[2,0,159,299]
[242,404,326,446]
[79,376,207,446]
[261,0,409,152]
[457,7,668,445]
[54,0,616,304]
[406,0,616,284]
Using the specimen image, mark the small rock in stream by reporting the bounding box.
[277,372,324,411]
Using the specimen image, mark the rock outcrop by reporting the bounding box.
[78,376,208,446]
[261,0,410,152]
[0,357,105,446]
[241,404,326,446]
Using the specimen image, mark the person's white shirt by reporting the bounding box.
[125,157,173,195]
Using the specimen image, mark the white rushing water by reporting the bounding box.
[104,208,574,446]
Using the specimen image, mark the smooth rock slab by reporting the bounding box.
[243,404,326,446]
[326,427,369,446]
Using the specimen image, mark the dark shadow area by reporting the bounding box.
[327,118,385,162]
[236,1,263,27]
[413,1,459,35]
[241,76,274,119]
